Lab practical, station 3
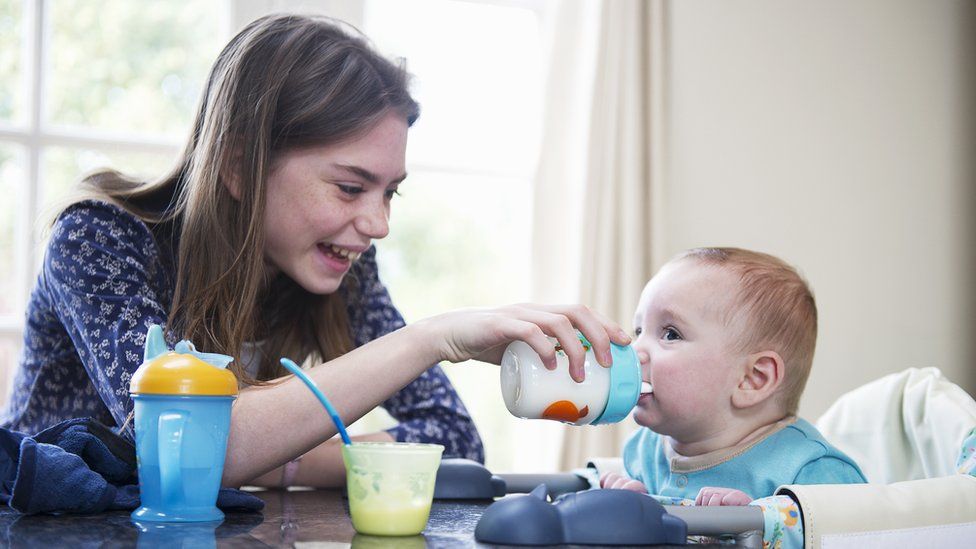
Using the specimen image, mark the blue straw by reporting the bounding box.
[280,357,352,446]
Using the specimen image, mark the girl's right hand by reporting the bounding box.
[416,303,631,382]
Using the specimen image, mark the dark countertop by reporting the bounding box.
[0,489,488,548]
[0,490,726,547]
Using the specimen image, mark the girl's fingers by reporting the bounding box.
[504,307,589,382]
[560,305,614,368]
[477,303,632,383]
[528,304,630,370]
[497,320,557,370]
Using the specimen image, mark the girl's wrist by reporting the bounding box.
[401,316,448,366]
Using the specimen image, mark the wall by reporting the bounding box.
[661,0,976,417]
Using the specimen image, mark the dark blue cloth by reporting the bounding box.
[2,199,483,463]
[0,418,263,515]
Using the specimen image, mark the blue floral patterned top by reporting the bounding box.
[1,200,484,463]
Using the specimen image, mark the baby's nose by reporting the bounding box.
[637,350,650,366]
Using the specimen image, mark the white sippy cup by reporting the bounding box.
[500,333,649,425]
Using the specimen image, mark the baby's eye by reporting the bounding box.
[634,326,643,337]
[662,327,682,341]
[385,188,401,200]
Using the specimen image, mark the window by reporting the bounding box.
[0,0,228,399]
[359,0,552,473]
[2,0,555,473]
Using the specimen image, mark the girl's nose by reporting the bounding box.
[355,199,390,239]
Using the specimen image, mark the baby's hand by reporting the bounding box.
[599,472,647,493]
[695,487,753,506]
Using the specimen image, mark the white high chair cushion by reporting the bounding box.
[585,457,626,477]
[778,475,976,549]
[816,367,976,483]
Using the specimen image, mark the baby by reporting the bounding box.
[601,247,866,505]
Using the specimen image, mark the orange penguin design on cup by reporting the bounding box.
[542,400,589,423]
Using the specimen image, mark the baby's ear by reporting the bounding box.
[731,351,784,409]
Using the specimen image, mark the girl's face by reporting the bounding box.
[263,112,408,294]
[630,260,749,443]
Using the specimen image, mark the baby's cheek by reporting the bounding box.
[657,379,704,416]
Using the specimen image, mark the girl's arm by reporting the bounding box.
[44,203,629,488]
[245,364,481,489]
[350,249,483,462]
[222,317,462,487]
[224,299,631,486]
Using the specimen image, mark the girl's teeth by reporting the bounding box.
[641,381,653,394]
[328,244,360,261]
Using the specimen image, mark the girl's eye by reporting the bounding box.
[337,184,364,195]
[385,189,401,200]
[634,326,643,337]
[662,327,682,341]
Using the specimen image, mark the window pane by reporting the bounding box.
[45,0,225,137]
[376,171,531,320]
[0,0,26,124]
[40,146,174,213]
[0,142,26,315]
[376,170,532,472]
[364,0,545,177]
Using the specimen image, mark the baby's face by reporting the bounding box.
[631,260,749,442]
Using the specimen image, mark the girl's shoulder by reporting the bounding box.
[54,198,146,231]
[45,199,170,288]
[50,199,160,254]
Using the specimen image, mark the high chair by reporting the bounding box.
[816,366,976,483]
[456,367,976,548]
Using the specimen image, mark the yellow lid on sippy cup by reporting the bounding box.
[130,351,239,396]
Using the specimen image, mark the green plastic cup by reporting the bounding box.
[342,442,445,536]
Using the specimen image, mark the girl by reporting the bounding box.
[1,14,630,488]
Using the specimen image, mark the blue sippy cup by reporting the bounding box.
[130,324,238,522]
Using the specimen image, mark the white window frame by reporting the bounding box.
[1,0,550,339]
[0,0,235,339]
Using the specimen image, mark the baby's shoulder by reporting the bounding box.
[775,418,867,482]
[779,417,839,452]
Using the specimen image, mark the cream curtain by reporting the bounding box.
[532,0,668,471]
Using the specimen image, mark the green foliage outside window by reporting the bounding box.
[47,0,223,137]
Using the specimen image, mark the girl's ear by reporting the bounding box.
[732,351,785,409]
[220,150,244,201]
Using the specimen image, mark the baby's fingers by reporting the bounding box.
[721,489,753,506]
[599,471,617,488]
[696,487,752,506]
[600,472,646,493]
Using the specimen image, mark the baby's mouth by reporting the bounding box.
[640,381,654,395]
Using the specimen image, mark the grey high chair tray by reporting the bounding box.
[433,459,765,547]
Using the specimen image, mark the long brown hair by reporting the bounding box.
[72,14,419,385]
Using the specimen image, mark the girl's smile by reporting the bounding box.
[263,112,409,295]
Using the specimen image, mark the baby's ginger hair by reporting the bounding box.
[673,247,817,414]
